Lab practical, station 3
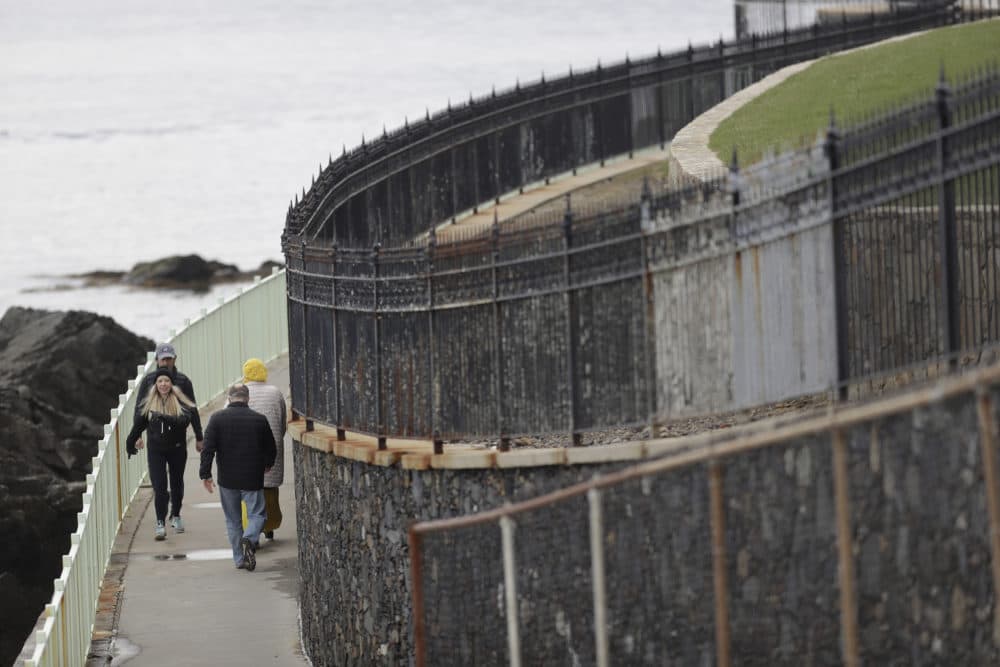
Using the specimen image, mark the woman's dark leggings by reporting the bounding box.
[146,446,188,521]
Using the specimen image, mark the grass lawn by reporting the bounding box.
[709,18,1000,166]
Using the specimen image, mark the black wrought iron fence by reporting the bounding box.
[830,66,1000,387]
[281,2,955,250]
[284,3,1000,449]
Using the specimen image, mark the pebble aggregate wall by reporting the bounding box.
[295,381,1000,664]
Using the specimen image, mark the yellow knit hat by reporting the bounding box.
[242,358,267,382]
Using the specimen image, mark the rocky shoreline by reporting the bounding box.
[23,254,283,294]
[0,307,152,666]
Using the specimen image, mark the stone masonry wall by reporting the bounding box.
[295,381,1000,665]
[293,446,637,666]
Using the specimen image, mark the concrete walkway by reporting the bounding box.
[85,148,680,667]
[93,355,308,666]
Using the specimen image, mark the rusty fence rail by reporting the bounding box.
[409,358,1000,665]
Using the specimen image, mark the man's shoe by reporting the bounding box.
[240,537,256,572]
[154,521,166,541]
[170,516,185,533]
[236,560,247,570]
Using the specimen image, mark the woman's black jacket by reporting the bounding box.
[125,409,192,457]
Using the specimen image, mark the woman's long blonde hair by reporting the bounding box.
[142,382,195,419]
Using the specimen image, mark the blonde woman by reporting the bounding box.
[126,367,197,540]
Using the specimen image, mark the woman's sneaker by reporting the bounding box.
[154,521,166,541]
[171,516,185,533]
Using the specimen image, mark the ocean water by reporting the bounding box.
[0,0,733,341]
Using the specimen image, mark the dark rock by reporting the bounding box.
[63,255,285,292]
[124,254,231,290]
[254,259,284,277]
[0,307,152,666]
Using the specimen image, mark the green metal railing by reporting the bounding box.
[23,269,288,667]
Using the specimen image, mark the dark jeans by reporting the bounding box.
[147,445,187,522]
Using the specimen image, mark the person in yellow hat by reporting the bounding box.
[240,358,287,540]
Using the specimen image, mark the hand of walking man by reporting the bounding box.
[203,478,215,493]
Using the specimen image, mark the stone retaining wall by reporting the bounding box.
[293,444,639,666]
[295,374,1000,664]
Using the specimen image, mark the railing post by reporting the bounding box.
[625,55,634,159]
[656,49,666,149]
[728,149,741,237]
[975,386,1000,648]
[409,528,427,667]
[832,429,860,667]
[718,35,726,100]
[640,178,658,434]
[826,112,850,401]
[588,488,610,667]
[687,42,696,123]
[500,515,522,667]
[596,61,606,167]
[426,230,443,454]
[936,68,960,365]
[563,196,582,446]
[708,461,731,667]
[493,131,502,205]
[373,243,386,449]
[295,241,313,428]
[492,213,510,451]
[332,245,345,440]
[450,147,458,223]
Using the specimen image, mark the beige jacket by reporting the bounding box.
[246,381,287,487]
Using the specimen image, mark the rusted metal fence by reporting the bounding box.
[409,361,1000,665]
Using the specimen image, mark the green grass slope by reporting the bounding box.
[709,19,1000,166]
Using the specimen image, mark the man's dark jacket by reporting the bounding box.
[199,402,276,490]
[134,367,203,440]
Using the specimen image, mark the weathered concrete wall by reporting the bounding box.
[650,185,837,418]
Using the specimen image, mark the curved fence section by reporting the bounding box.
[283,3,965,445]
[282,2,954,250]
[286,63,1000,448]
[22,269,288,667]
